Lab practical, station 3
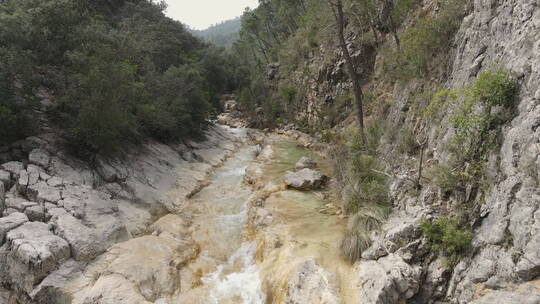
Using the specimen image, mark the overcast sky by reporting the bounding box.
[164,0,259,30]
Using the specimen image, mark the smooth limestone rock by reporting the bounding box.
[151,214,191,238]
[50,207,129,262]
[0,125,240,302]
[29,149,51,168]
[284,168,327,190]
[1,161,24,180]
[295,156,317,170]
[29,259,84,304]
[0,222,70,294]
[285,260,341,304]
[24,205,47,222]
[356,254,421,304]
[0,212,28,244]
[27,182,62,203]
[71,235,199,304]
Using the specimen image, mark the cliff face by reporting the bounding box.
[443,0,539,301]
[267,0,540,302]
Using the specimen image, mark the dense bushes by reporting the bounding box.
[0,0,234,153]
[0,47,35,144]
[421,217,472,266]
[381,0,469,81]
[336,128,391,263]
[427,70,517,196]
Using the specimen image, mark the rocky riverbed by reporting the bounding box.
[0,125,243,303]
[0,123,359,304]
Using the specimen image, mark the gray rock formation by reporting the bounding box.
[356,254,421,304]
[284,168,327,190]
[285,260,341,304]
[0,125,240,303]
[295,156,317,169]
[1,222,70,294]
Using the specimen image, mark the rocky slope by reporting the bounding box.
[0,125,242,303]
[353,1,540,303]
[259,0,540,302]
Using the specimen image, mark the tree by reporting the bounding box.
[329,0,366,143]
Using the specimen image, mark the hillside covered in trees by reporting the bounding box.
[0,0,239,155]
[191,18,242,48]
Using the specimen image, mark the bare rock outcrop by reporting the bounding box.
[284,168,327,190]
[285,260,341,304]
[356,254,421,304]
[0,125,241,303]
[0,222,70,295]
[295,156,317,170]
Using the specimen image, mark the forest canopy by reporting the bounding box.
[0,0,237,154]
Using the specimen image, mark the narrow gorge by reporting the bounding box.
[1,0,539,303]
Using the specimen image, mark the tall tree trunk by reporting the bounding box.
[331,0,365,143]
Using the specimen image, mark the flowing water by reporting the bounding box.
[176,130,354,304]
[175,129,265,304]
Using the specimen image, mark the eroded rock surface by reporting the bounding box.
[295,156,317,170]
[0,125,240,303]
[285,260,341,304]
[284,168,327,190]
[356,254,421,304]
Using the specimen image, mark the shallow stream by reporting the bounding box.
[175,130,353,304]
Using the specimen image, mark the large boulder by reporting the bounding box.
[27,182,62,203]
[0,222,70,294]
[285,260,341,304]
[50,208,128,262]
[284,168,327,190]
[356,254,421,304]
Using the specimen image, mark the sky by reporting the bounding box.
[164,0,259,30]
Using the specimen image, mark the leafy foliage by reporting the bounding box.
[426,70,517,196]
[335,128,391,262]
[421,217,472,266]
[381,0,469,81]
[0,0,235,152]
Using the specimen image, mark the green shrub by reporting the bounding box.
[340,136,391,262]
[0,74,34,144]
[61,59,141,154]
[421,216,472,266]
[423,89,458,121]
[381,0,468,81]
[397,126,419,155]
[424,70,517,196]
[341,211,387,263]
[365,122,384,155]
[0,0,231,154]
[429,165,469,194]
[341,229,371,263]
[470,69,518,108]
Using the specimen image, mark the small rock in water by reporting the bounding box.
[295,156,317,170]
[284,168,327,190]
[317,203,342,215]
